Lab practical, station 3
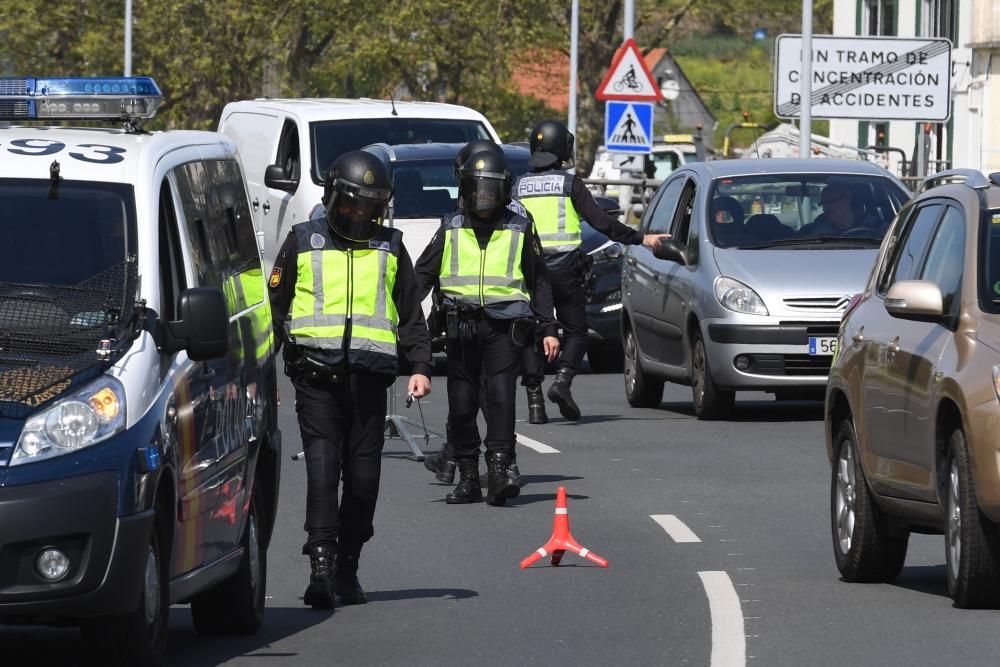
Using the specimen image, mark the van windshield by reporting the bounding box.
[0,179,136,285]
[311,118,491,182]
[708,174,908,249]
[391,155,531,219]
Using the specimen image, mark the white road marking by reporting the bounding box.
[650,514,701,543]
[515,432,560,453]
[698,571,746,667]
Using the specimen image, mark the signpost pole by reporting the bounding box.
[799,0,813,158]
[569,0,579,161]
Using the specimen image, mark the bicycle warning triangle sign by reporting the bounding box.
[595,38,662,102]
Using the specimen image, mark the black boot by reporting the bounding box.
[485,452,520,506]
[526,384,548,424]
[547,368,581,421]
[446,458,483,504]
[334,550,367,605]
[423,441,456,483]
[303,545,336,609]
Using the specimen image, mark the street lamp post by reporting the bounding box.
[124,0,133,77]
[800,0,813,158]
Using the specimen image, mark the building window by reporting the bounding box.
[863,0,896,36]
[921,0,956,43]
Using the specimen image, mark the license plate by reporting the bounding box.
[809,336,838,356]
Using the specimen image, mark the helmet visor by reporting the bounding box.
[460,175,507,215]
[328,188,389,241]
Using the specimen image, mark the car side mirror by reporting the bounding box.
[264,164,297,193]
[653,239,687,265]
[884,280,944,321]
[163,287,229,361]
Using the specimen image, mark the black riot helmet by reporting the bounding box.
[325,150,392,241]
[453,139,501,178]
[528,119,575,168]
[457,149,512,218]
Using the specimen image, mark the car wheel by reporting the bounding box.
[623,326,663,408]
[690,331,734,420]
[587,342,624,373]
[830,420,907,583]
[191,491,266,634]
[82,509,170,666]
[944,428,1000,608]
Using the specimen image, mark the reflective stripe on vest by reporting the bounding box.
[439,216,529,307]
[515,173,581,253]
[288,246,399,357]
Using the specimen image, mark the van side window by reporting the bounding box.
[276,120,300,189]
[157,180,187,323]
[174,161,223,289]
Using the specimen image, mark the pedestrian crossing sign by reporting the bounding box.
[604,101,653,154]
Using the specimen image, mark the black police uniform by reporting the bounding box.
[269,216,432,604]
[414,207,556,505]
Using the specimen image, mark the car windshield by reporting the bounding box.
[311,118,491,181]
[983,208,1000,314]
[0,179,135,285]
[708,174,908,249]
[391,154,531,219]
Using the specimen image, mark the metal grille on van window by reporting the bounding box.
[0,79,29,96]
[783,296,851,311]
[0,101,29,117]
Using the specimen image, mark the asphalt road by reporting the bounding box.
[6,369,1000,666]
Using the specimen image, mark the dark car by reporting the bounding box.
[582,197,626,372]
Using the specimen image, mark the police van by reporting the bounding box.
[0,77,281,665]
[218,97,501,269]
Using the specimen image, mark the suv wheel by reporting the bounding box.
[830,420,907,582]
[191,491,266,634]
[945,428,1000,608]
[623,326,663,408]
[690,331,734,420]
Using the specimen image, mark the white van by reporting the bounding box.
[0,77,281,665]
[218,97,501,268]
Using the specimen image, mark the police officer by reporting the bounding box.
[415,147,558,506]
[516,120,668,422]
[269,150,433,610]
[421,140,531,486]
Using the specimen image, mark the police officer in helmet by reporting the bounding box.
[269,149,433,609]
[516,120,667,423]
[415,147,558,506]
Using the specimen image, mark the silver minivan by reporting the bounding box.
[621,158,910,419]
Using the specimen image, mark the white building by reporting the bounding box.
[829,0,999,175]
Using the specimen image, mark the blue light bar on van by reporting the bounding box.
[0,77,163,121]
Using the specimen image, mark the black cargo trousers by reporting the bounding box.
[447,317,523,460]
[292,372,388,556]
[522,250,589,386]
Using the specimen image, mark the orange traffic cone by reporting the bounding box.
[519,486,608,569]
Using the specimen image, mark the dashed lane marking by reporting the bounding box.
[699,571,746,667]
[515,433,560,454]
[650,514,701,543]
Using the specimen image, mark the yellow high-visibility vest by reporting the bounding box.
[514,172,581,254]
[439,214,529,308]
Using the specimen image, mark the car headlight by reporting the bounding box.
[714,276,769,315]
[589,242,623,264]
[12,376,126,465]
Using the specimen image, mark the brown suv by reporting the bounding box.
[825,169,1000,608]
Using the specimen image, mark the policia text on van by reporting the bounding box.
[0,77,281,667]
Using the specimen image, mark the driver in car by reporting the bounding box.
[802,184,877,236]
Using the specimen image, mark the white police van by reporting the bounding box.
[218,97,501,268]
[0,77,281,665]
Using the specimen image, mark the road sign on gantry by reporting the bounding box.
[604,101,653,154]
[595,38,663,102]
[774,34,952,121]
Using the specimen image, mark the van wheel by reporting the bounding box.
[945,428,1000,608]
[191,492,266,634]
[690,331,733,420]
[831,420,907,583]
[623,327,662,408]
[82,510,169,666]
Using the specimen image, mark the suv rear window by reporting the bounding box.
[311,118,491,183]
